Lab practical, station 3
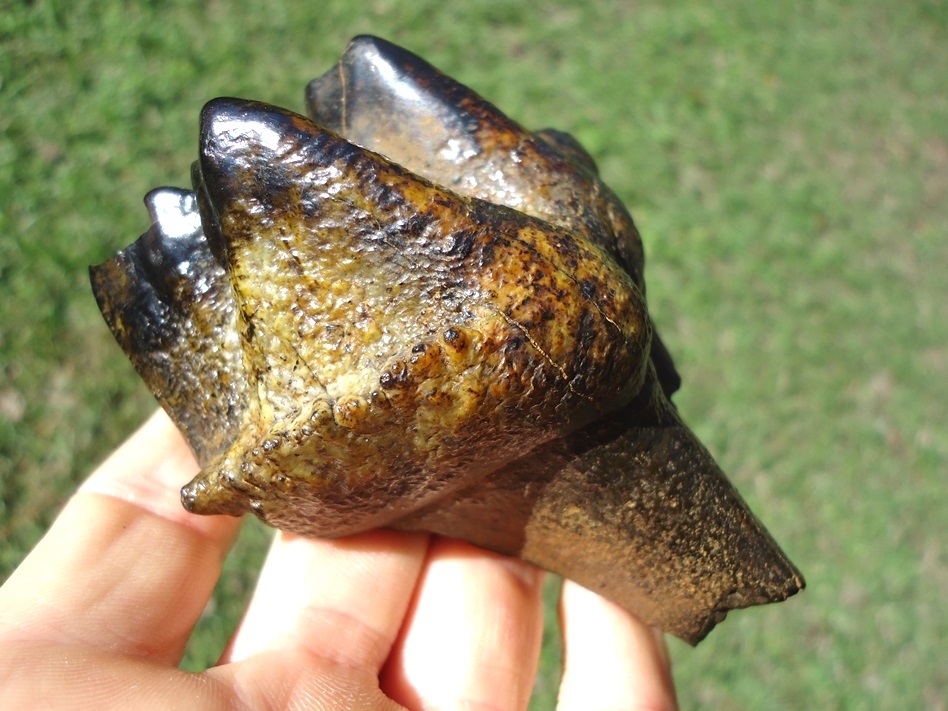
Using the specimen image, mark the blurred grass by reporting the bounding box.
[2,0,946,708]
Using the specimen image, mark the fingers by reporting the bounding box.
[0,405,677,711]
[222,528,429,670]
[0,410,242,666]
[203,529,428,711]
[557,580,678,711]
[380,537,546,711]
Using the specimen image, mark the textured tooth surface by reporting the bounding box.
[90,187,246,463]
[90,36,803,645]
[307,35,644,285]
[307,34,681,396]
[180,97,650,536]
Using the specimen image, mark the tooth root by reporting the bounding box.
[396,374,805,645]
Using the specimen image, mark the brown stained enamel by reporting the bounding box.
[90,36,803,644]
[185,98,650,530]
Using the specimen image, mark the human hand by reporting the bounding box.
[0,410,677,710]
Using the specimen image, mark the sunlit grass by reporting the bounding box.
[2,1,945,707]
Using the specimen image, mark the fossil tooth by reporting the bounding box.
[90,36,803,644]
[306,35,682,394]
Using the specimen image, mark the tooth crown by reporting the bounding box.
[90,35,803,644]
[175,96,652,532]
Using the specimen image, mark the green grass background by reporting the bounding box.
[2,1,946,708]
